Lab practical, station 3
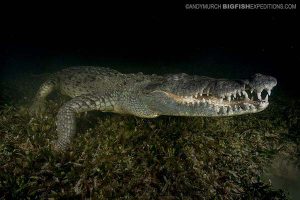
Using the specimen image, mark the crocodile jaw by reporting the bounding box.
[160,91,269,116]
[146,74,277,117]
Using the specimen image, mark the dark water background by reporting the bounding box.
[0,45,297,99]
[0,2,297,97]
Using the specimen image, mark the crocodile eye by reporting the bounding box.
[173,75,180,81]
[144,83,163,90]
[167,73,188,81]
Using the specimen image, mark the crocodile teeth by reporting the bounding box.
[226,95,231,102]
[234,105,238,111]
[264,95,268,102]
[233,92,236,98]
[228,107,233,115]
[237,106,241,112]
[242,91,249,100]
[237,90,241,96]
[267,89,271,96]
[257,92,262,100]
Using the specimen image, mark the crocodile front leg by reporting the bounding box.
[54,93,115,151]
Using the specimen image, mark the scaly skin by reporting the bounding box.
[29,66,277,151]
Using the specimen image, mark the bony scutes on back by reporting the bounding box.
[29,67,277,151]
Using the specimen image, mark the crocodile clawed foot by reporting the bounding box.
[29,101,46,116]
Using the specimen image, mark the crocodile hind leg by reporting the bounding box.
[29,77,58,115]
[54,93,115,151]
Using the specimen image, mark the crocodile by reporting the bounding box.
[29,66,277,151]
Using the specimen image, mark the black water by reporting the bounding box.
[1,45,298,98]
[0,3,297,97]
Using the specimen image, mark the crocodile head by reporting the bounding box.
[143,73,277,117]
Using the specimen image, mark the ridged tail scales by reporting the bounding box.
[54,93,115,151]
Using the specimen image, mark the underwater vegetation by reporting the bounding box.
[0,73,299,199]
